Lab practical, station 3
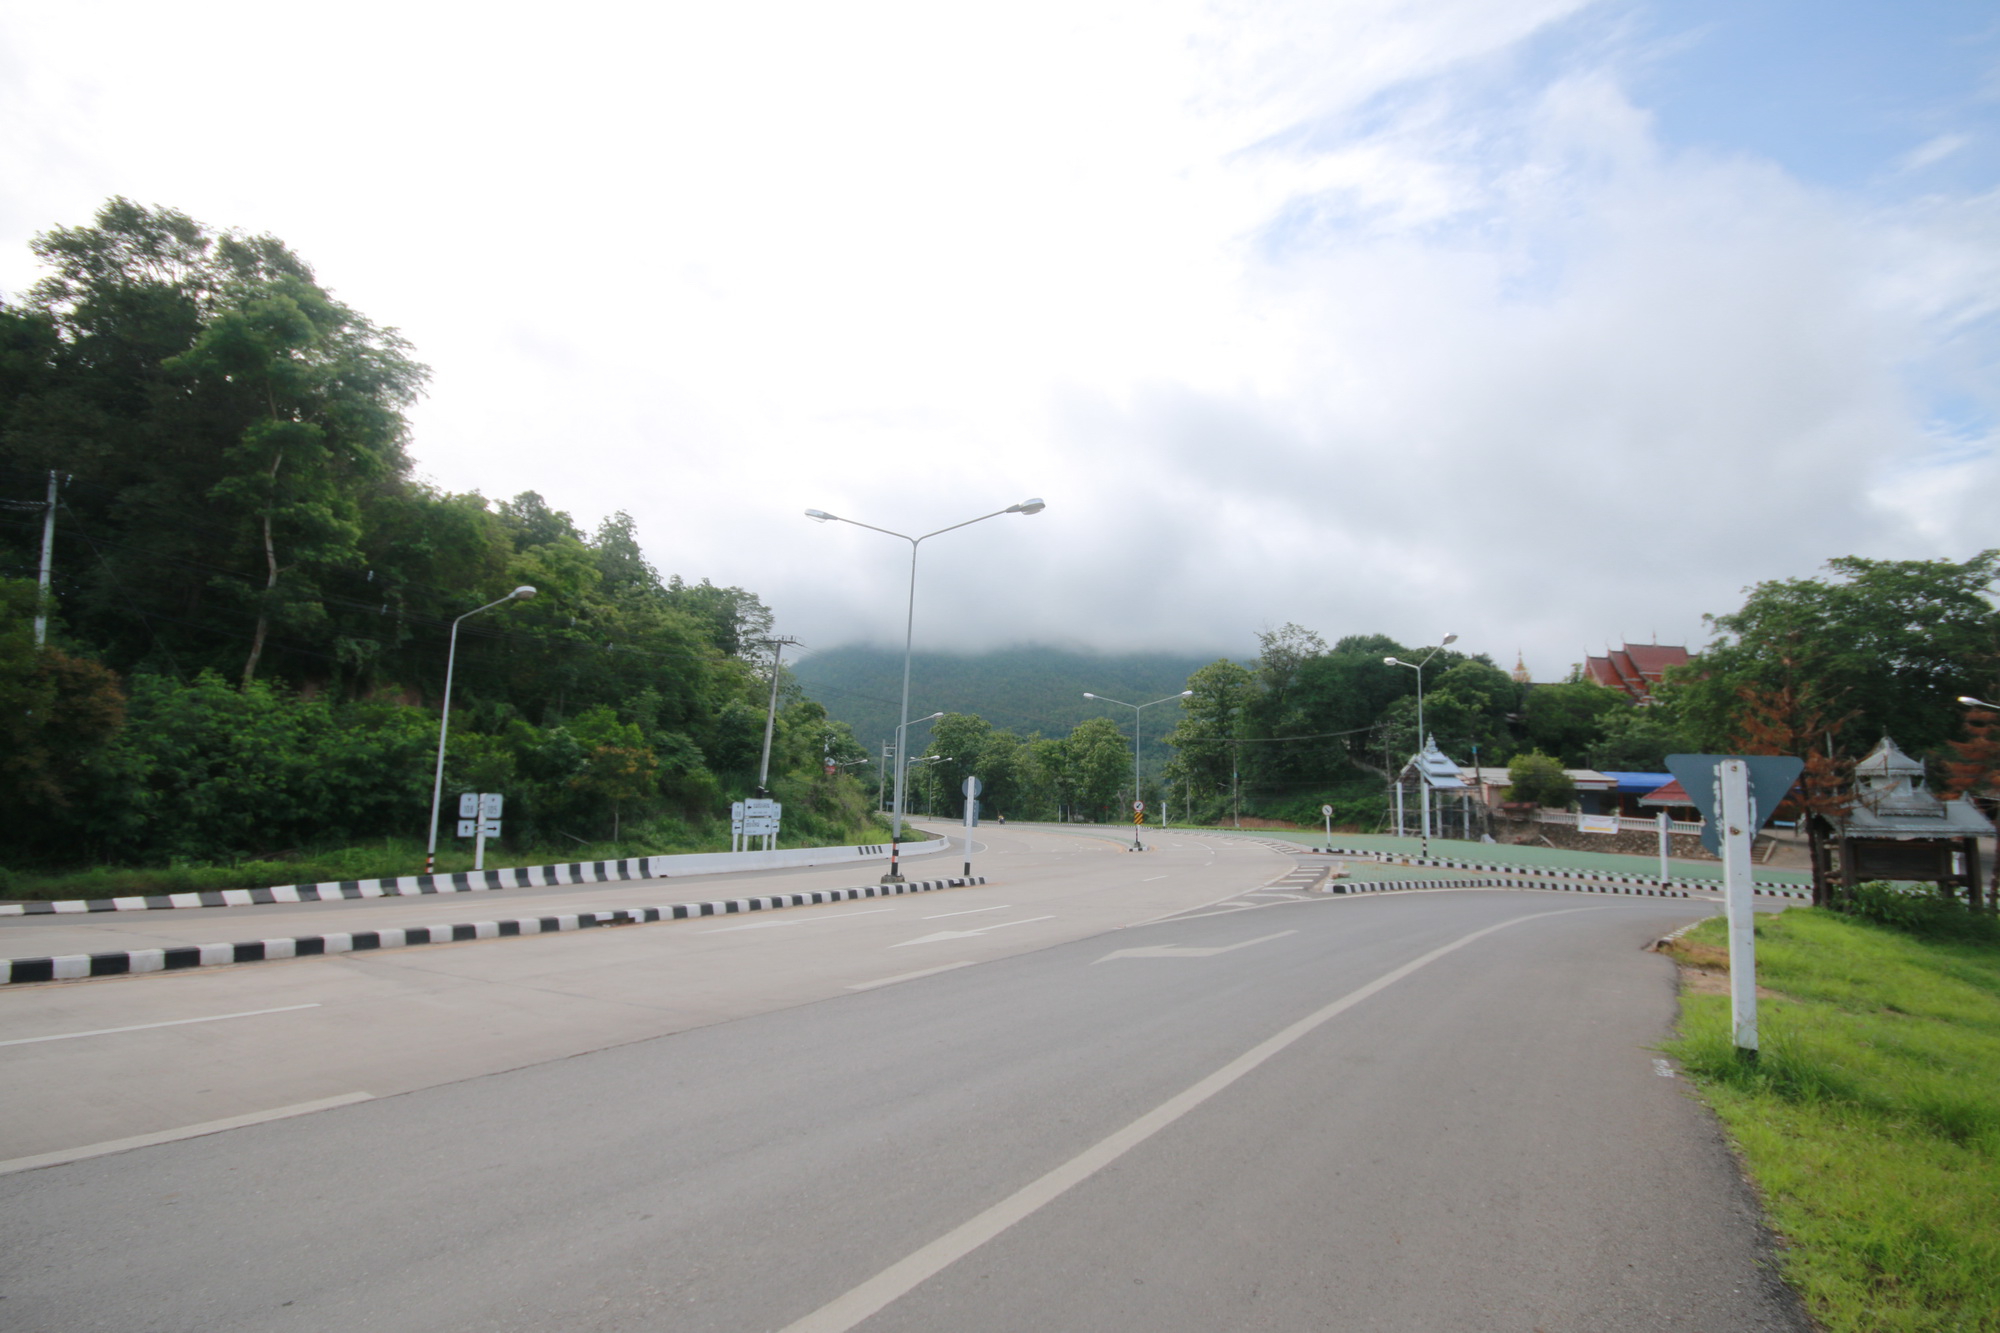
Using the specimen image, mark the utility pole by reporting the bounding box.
[752,637,803,798]
[34,471,57,647]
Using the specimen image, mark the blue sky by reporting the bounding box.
[1,0,1995,675]
[1638,0,1997,194]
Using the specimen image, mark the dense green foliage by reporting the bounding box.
[1667,552,2000,758]
[1667,910,2000,1332]
[861,546,2000,833]
[1503,752,1573,808]
[790,643,1217,762]
[0,200,875,870]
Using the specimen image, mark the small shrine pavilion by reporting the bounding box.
[1395,736,1474,840]
[1835,735,1991,907]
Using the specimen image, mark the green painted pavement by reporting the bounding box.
[1175,826,1810,885]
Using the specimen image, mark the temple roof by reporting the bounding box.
[1841,734,1995,838]
[1401,736,1467,789]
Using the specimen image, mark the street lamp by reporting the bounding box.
[424,585,537,875]
[1384,632,1457,856]
[1083,690,1193,850]
[806,499,1044,881]
[1960,696,1999,709]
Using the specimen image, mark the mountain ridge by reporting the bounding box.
[791,642,1242,753]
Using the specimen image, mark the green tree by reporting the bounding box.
[1521,679,1626,766]
[1066,716,1133,819]
[921,713,995,817]
[1164,659,1254,797]
[1586,705,1694,772]
[0,580,127,841]
[6,199,425,686]
[1676,552,2000,759]
[1506,751,1575,808]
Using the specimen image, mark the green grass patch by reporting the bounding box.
[1663,909,2000,1332]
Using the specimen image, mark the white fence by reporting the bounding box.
[1533,810,1703,836]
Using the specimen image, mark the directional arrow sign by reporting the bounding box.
[1665,754,1804,856]
[1095,930,1296,963]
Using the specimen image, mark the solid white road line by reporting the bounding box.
[779,905,1606,1333]
[0,1092,374,1176]
[0,1003,321,1048]
[845,961,978,991]
[1094,930,1297,963]
[922,905,1012,920]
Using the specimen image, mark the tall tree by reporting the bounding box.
[1679,552,2000,758]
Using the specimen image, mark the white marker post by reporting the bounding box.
[1718,759,1758,1054]
[961,775,982,878]
[1322,803,1334,848]
[476,793,503,872]
[1657,809,1671,887]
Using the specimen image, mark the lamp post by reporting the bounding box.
[424,585,537,875]
[1083,690,1193,850]
[806,499,1044,881]
[1384,632,1457,857]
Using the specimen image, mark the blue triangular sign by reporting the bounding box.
[1665,754,1806,856]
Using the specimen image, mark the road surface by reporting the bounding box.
[0,824,1808,1331]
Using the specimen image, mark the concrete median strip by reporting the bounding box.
[0,875,985,986]
[0,839,944,917]
[1310,846,1809,899]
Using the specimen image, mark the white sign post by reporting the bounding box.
[729,801,744,853]
[455,792,503,871]
[1718,759,1759,1055]
[962,775,982,877]
[1322,803,1334,847]
[740,798,781,852]
[1657,809,1671,887]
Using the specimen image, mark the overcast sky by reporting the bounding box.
[4,0,1996,679]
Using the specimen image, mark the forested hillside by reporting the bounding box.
[791,644,1224,759]
[0,199,875,877]
[890,557,2000,832]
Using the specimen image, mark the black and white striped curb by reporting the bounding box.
[1331,876,1691,898]
[1310,847,1810,900]
[0,842,922,917]
[1,875,984,985]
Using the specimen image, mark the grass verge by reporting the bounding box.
[1661,908,2000,1332]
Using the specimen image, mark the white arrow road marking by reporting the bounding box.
[892,915,1056,948]
[1094,929,1296,963]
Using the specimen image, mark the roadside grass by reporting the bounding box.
[1662,909,2000,1333]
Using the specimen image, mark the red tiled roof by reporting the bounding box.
[1639,778,1695,807]
[1583,643,1693,701]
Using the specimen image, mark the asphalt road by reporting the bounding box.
[0,826,1810,1331]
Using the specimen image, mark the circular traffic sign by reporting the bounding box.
[1133,800,1145,812]
[1321,804,1333,816]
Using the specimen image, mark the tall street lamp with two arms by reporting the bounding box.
[424,585,538,875]
[805,499,1045,881]
[1384,632,1457,857]
[1083,690,1193,851]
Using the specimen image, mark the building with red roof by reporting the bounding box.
[1583,642,1691,702]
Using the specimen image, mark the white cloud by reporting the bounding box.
[1,0,1994,680]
